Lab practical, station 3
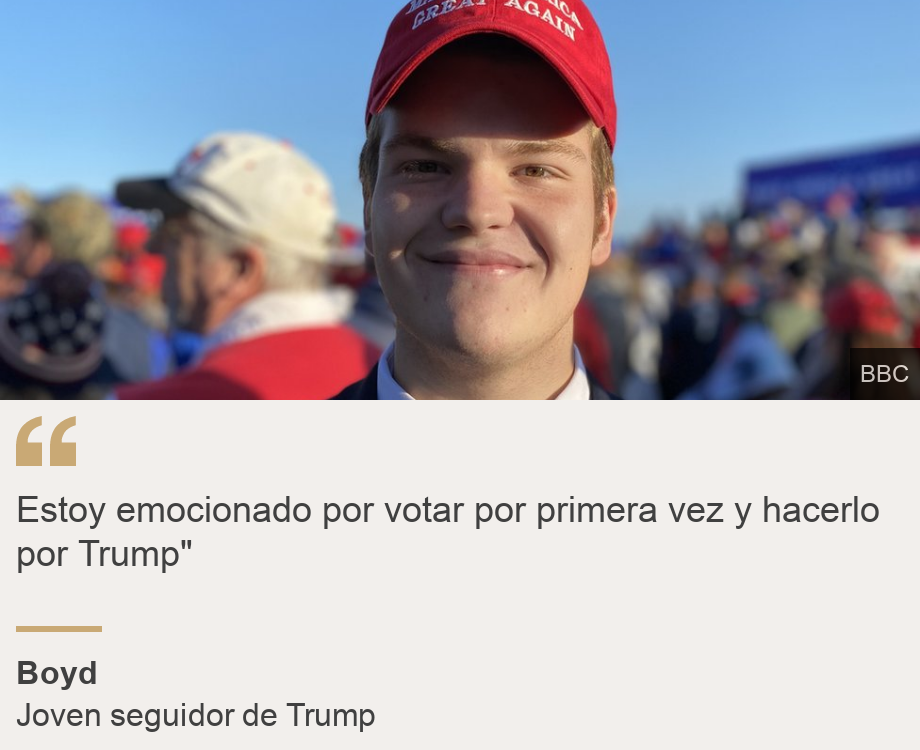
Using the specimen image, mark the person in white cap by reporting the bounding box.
[114,132,379,399]
[333,0,618,399]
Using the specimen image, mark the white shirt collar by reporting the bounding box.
[200,288,354,359]
[376,343,591,400]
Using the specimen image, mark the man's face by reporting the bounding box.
[157,215,237,334]
[11,223,50,279]
[368,44,614,366]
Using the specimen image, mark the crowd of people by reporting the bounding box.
[0,135,385,400]
[1,176,916,400]
[579,197,920,399]
[1,0,918,400]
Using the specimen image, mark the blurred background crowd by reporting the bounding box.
[1,135,919,399]
[3,1,919,400]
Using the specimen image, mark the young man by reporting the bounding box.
[334,0,617,400]
[115,132,379,399]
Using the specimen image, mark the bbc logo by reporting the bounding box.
[861,365,910,383]
[850,349,920,399]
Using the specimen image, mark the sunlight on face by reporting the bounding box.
[369,42,613,367]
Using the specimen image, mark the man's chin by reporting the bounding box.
[414,317,531,365]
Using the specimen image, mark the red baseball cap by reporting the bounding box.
[116,221,150,255]
[825,279,904,338]
[367,0,617,151]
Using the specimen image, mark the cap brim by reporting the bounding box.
[115,178,190,217]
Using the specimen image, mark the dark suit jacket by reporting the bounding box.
[331,364,617,400]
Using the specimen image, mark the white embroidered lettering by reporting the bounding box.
[407,0,434,13]
[504,0,579,41]
[412,0,486,30]
[541,0,584,31]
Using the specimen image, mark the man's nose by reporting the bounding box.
[441,166,514,233]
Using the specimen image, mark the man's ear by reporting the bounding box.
[227,246,266,298]
[591,187,617,267]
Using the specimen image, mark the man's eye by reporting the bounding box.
[402,161,441,174]
[522,166,551,178]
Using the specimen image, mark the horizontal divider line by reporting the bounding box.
[16,626,102,633]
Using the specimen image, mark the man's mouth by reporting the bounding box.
[422,249,529,275]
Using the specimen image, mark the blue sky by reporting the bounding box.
[3,0,919,238]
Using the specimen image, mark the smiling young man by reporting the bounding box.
[334,0,617,400]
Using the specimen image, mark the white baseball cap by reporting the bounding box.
[116,132,337,263]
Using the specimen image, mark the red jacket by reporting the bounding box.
[117,326,379,400]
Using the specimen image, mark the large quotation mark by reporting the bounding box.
[16,417,78,467]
